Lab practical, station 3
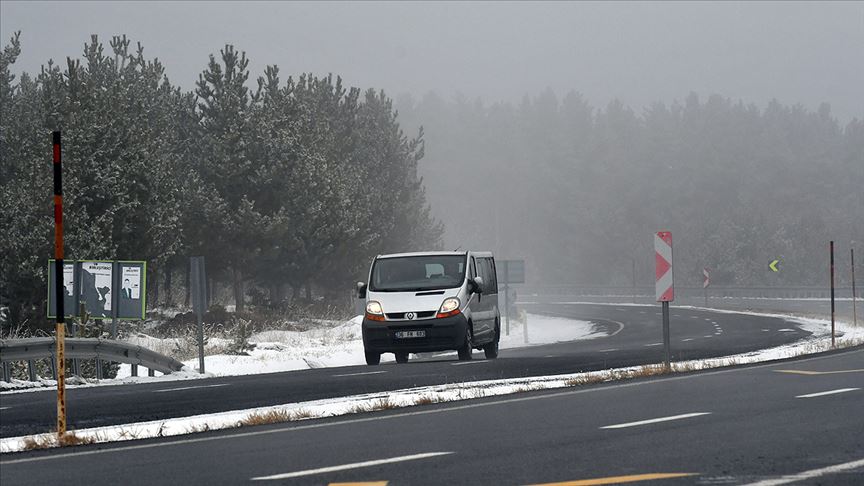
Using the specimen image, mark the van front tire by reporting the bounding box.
[365,351,381,365]
[457,326,473,361]
[395,352,409,364]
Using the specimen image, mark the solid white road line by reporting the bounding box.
[0,407,10,411]
[741,457,864,486]
[250,452,454,480]
[332,371,388,377]
[600,412,711,429]
[153,384,229,393]
[795,388,860,399]
[599,348,619,353]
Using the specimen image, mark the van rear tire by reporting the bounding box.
[365,351,381,365]
[483,326,499,359]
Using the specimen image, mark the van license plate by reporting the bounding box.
[395,330,426,339]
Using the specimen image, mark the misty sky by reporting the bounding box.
[2,1,862,122]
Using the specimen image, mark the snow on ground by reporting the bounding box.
[2,313,860,454]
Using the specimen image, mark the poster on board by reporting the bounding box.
[80,261,113,318]
[117,261,147,319]
[47,260,78,318]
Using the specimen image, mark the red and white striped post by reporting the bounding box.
[52,131,67,438]
[655,231,674,369]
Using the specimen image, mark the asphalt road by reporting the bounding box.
[1,303,813,438]
[2,347,861,485]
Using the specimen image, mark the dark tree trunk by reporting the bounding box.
[184,263,190,308]
[233,268,244,312]
[165,269,173,307]
[304,281,312,302]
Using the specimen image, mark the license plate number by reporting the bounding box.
[395,330,426,339]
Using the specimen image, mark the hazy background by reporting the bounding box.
[2,1,862,319]
[2,1,862,122]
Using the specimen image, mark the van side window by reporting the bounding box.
[469,257,476,280]
[485,258,498,293]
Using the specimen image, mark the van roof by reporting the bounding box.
[376,251,494,259]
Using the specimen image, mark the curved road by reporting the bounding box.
[0,304,813,438]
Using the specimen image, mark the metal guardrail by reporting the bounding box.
[519,285,856,300]
[0,337,185,383]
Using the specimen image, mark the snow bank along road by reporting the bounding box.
[0,303,823,438]
[2,348,861,485]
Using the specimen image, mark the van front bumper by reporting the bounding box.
[362,314,469,353]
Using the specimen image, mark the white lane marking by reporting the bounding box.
[0,407,10,411]
[153,384,230,393]
[451,360,488,366]
[691,316,700,319]
[703,335,714,338]
[250,452,454,480]
[681,338,695,342]
[778,329,795,332]
[795,388,860,399]
[615,308,625,311]
[332,371,388,377]
[762,329,770,332]
[644,343,663,347]
[599,348,619,353]
[3,349,860,465]
[639,311,646,314]
[704,318,712,322]
[544,355,558,358]
[741,457,864,486]
[673,314,682,317]
[601,412,711,429]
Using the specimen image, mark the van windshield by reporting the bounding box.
[370,255,466,292]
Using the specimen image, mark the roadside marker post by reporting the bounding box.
[852,247,857,327]
[52,131,67,438]
[190,256,208,373]
[830,241,835,347]
[702,267,710,307]
[655,232,674,369]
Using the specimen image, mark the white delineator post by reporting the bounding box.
[655,231,674,369]
[702,267,710,307]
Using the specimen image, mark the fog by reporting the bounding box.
[3,2,862,121]
[1,1,862,318]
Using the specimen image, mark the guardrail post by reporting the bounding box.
[1,362,10,382]
[27,359,37,382]
[131,364,138,377]
[95,358,103,380]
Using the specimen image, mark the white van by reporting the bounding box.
[357,251,500,365]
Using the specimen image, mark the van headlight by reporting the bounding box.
[365,301,385,321]
[436,297,461,318]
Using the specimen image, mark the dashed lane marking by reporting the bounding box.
[795,388,860,398]
[528,472,698,485]
[740,457,864,486]
[333,371,388,377]
[644,343,663,347]
[773,369,864,376]
[451,360,488,366]
[599,349,619,353]
[330,482,388,486]
[153,384,229,393]
[251,452,453,480]
[681,338,694,342]
[600,412,711,429]
[703,335,714,338]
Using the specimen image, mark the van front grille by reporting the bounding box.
[385,311,436,320]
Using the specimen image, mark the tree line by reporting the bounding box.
[0,33,441,331]
[396,89,862,288]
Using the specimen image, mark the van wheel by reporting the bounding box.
[457,326,473,361]
[365,351,381,365]
[484,325,500,359]
[395,352,409,364]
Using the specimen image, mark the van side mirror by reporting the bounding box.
[472,276,485,294]
[356,282,367,299]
